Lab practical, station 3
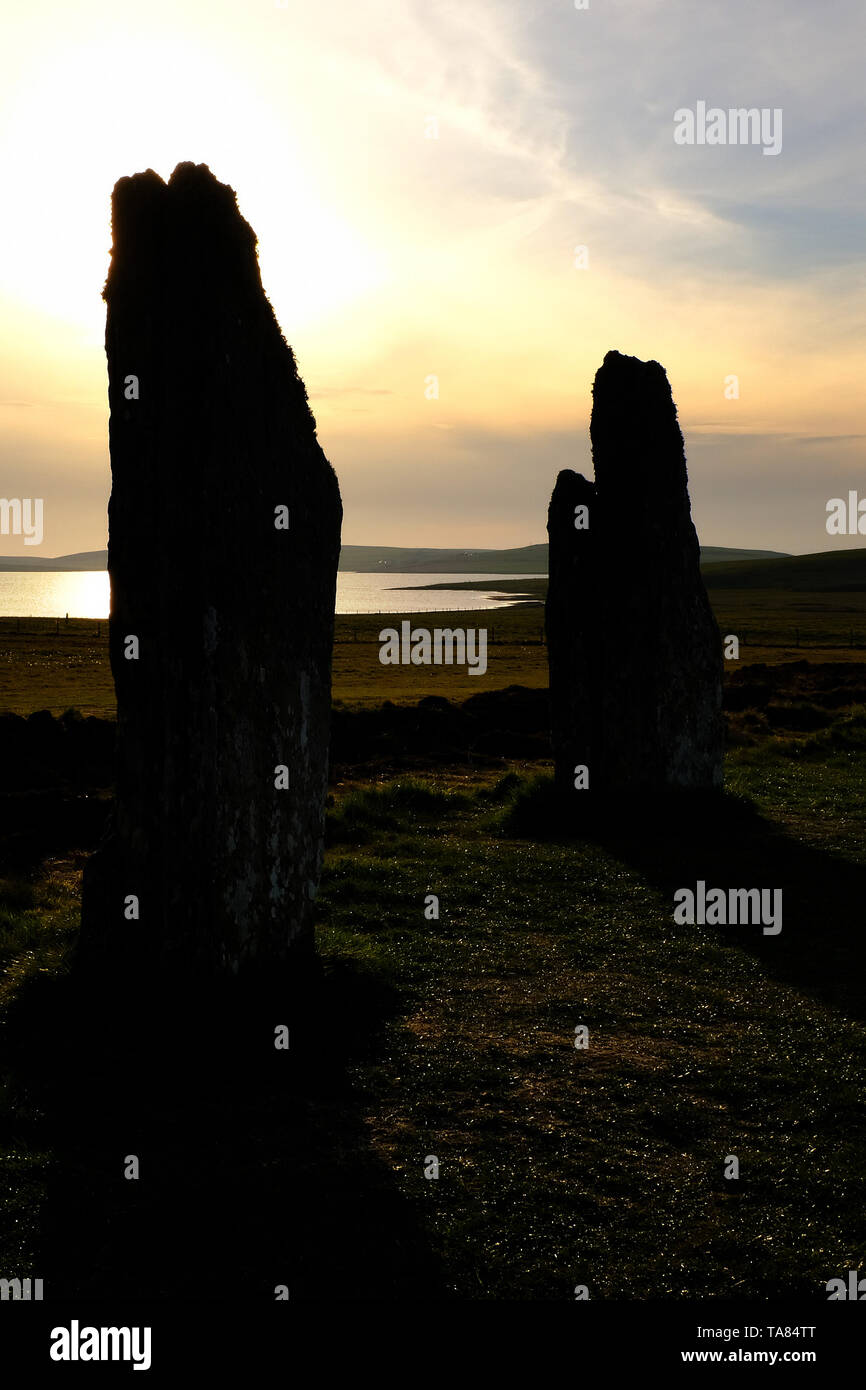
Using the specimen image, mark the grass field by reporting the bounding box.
[1,568,865,1298]
[315,759,866,1297]
[0,606,549,715]
[2,703,865,1297]
[2,576,866,718]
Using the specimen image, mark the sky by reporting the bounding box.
[0,0,864,557]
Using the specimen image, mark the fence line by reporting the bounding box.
[0,616,863,651]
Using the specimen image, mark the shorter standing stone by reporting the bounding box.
[546,350,723,801]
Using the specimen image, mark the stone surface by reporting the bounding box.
[546,350,723,799]
[80,161,342,976]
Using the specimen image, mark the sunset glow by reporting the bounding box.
[0,0,863,554]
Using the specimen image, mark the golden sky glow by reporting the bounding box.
[0,0,864,554]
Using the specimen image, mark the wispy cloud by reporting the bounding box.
[0,0,863,553]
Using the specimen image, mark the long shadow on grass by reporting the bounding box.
[6,952,444,1300]
[505,776,866,1024]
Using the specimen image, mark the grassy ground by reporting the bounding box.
[0,608,549,715]
[2,588,866,718]
[313,740,866,1298]
[1,577,865,1297]
[413,576,866,655]
[0,854,85,1275]
[1,688,865,1297]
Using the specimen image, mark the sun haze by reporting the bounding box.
[0,0,863,556]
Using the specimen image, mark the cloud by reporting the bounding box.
[1,0,864,556]
[792,435,866,447]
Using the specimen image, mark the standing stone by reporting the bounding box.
[546,350,723,801]
[80,162,342,977]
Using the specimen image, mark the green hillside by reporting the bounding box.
[699,546,788,566]
[702,548,866,591]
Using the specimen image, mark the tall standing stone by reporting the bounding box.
[546,350,723,800]
[80,162,342,977]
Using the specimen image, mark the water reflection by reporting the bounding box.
[0,569,545,619]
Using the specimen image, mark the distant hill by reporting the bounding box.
[338,544,550,573]
[698,546,788,566]
[0,550,108,571]
[702,547,866,591]
[339,544,789,572]
[0,542,790,574]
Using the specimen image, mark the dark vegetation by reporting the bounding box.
[702,547,866,591]
[1,649,865,1297]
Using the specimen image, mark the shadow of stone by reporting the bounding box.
[8,952,444,1301]
[556,787,866,1024]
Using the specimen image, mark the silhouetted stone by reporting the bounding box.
[546,350,723,800]
[80,162,342,977]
